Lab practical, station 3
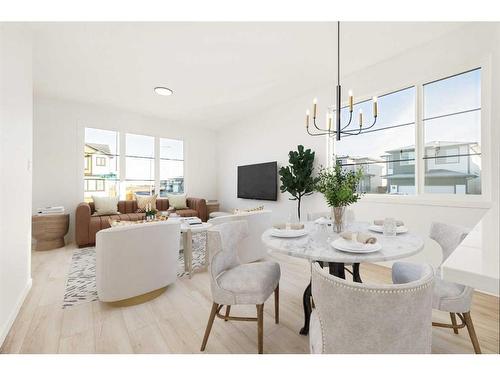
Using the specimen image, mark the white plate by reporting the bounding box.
[368,225,408,234]
[330,238,382,253]
[271,229,308,238]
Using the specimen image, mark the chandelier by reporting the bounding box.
[306,21,378,141]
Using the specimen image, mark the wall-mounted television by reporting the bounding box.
[237,161,277,201]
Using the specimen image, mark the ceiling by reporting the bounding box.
[32,22,466,130]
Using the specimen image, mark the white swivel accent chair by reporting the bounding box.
[96,221,180,305]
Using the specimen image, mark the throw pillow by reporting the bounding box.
[167,193,188,209]
[135,194,158,212]
[92,196,120,216]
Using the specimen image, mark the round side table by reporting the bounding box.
[32,213,70,251]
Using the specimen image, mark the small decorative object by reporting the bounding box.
[383,217,397,237]
[315,164,364,233]
[145,203,157,221]
[279,145,319,221]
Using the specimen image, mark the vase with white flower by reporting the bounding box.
[315,164,364,233]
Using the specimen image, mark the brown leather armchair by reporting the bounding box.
[75,197,207,247]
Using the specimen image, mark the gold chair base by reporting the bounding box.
[105,286,167,307]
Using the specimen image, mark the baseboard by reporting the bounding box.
[0,277,32,348]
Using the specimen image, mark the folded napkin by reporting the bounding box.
[373,219,404,227]
[340,231,377,244]
[273,223,305,230]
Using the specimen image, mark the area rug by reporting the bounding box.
[62,232,207,309]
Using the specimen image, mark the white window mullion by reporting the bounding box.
[154,137,160,197]
[415,84,424,195]
[119,131,126,199]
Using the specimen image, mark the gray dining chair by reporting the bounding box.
[309,261,434,353]
[392,222,481,353]
[200,220,281,354]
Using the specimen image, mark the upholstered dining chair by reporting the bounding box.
[207,210,272,264]
[309,261,434,354]
[392,222,481,353]
[200,220,281,354]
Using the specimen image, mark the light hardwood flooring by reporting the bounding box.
[1,243,499,354]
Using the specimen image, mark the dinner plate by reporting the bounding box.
[271,229,308,238]
[368,225,408,234]
[330,238,382,253]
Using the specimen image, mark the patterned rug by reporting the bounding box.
[62,232,207,308]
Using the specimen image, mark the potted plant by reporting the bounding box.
[315,164,364,232]
[279,145,319,221]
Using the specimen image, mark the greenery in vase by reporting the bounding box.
[315,164,364,208]
[279,145,319,220]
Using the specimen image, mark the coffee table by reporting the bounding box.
[169,218,212,278]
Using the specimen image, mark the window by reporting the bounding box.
[83,129,185,200]
[334,86,416,195]
[84,128,119,201]
[160,138,184,196]
[423,68,481,195]
[96,157,106,166]
[332,68,483,197]
[125,133,155,200]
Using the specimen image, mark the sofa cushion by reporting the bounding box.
[135,194,158,212]
[176,209,198,218]
[168,193,188,209]
[92,196,120,216]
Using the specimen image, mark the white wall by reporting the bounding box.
[216,23,500,267]
[0,25,33,346]
[33,96,218,241]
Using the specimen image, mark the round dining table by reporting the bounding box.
[261,221,424,335]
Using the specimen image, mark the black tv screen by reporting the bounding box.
[237,162,277,201]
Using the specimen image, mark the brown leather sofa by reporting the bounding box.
[75,197,207,247]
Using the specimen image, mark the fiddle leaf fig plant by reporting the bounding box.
[279,145,319,220]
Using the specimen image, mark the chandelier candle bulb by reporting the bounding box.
[359,109,363,127]
[328,115,332,131]
[348,90,353,112]
[373,96,378,117]
[306,109,310,127]
[313,98,317,118]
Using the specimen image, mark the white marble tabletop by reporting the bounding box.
[262,221,424,264]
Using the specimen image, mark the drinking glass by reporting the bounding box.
[383,217,397,237]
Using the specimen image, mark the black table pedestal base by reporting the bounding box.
[299,262,362,335]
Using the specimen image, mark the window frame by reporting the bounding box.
[330,60,492,208]
[81,126,185,201]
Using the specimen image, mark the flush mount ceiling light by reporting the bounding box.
[154,87,173,96]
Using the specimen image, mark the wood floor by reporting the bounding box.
[1,243,499,354]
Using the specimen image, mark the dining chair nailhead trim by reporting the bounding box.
[314,269,433,294]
